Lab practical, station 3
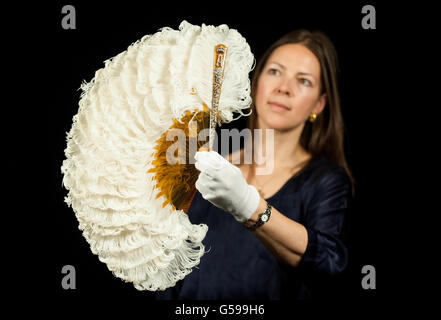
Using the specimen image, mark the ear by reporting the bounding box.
[314,93,327,115]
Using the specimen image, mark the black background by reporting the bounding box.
[38,0,423,315]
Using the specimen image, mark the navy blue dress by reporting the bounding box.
[156,157,352,301]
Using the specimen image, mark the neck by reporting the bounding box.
[253,119,309,174]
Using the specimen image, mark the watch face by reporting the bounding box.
[261,214,269,222]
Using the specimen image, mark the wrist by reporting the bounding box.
[243,199,272,231]
[248,198,268,222]
[234,184,261,223]
[246,184,262,220]
[232,184,260,222]
[244,197,267,224]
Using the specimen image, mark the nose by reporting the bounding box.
[276,78,292,96]
[277,87,290,95]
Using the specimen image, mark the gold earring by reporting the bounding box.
[309,113,317,123]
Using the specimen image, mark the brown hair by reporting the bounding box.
[247,29,355,196]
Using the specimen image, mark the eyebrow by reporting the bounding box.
[268,61,314,77]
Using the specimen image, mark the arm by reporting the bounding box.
[244,197,308,267]
[194,151,350,275]
[244,165,350,271]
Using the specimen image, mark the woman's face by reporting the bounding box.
[255,44,326,131]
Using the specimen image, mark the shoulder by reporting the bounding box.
[302,158,351,194]
[300,158,352,215]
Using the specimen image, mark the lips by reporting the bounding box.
[268,101,291,111]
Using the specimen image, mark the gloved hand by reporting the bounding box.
[194,150,261,223]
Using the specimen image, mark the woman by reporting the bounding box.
[156,29,355,300]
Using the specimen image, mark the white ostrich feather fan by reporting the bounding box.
[61,21,254,291]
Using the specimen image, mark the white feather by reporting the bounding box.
[61,20,254,291]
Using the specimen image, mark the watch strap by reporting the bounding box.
[245,203,272,231]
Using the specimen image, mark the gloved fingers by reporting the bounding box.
[208,151,240,171]
[206,150,229,163]
[197,171,217,186]
[195,174,215,199]
[231,164,243,175]
[194,161,216,179]
[194,151,226,171]
[194,159,215,174]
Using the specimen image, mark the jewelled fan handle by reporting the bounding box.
[207,44,228,151]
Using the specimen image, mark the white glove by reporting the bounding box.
[194,150,261,223]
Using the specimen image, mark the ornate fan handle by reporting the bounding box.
[208,44,228,151]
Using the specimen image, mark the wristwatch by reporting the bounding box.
[245,203,272,231]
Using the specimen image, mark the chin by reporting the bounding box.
[259,116,300,131]
[263,121,295,132]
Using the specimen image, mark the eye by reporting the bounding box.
[299,78,312,87]
[268,68,280,76]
